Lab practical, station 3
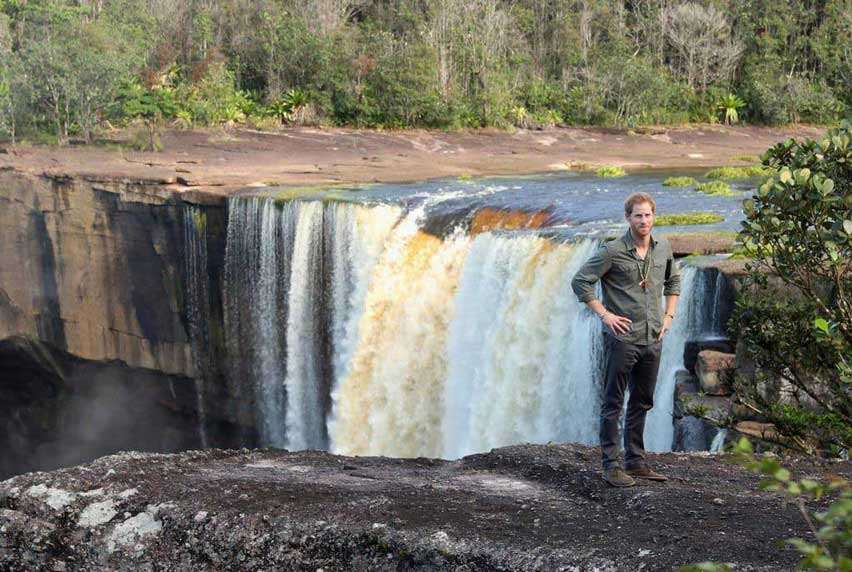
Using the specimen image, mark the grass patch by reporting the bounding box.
[662,176,697,187]
[732,154,759,163]
[596,165,627,178]
[696,181,738,196]
[705,165,768,179]
[655,212,724,226]
[268,183,368,205]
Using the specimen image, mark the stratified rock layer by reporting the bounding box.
[2,444,844,571]
[0,170,225,377]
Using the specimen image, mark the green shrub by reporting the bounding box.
[705,166,769,179]
[696,181,737,196]
[561,84,609,126]
[732,120,852,455]
[128,122,162,152]
[596,165,627,178]
[742,61,846,125]
[683,438,851,572]
[577,51,692,127]
[717,93,746,125]
[655,212,724,226]
[663,176,697,187]
[178,61,254,126]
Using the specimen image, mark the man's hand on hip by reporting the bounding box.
[602,312,632,335]
[657,314,673,341]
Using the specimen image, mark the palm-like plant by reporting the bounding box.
[282,89,309,112]
[718,93,746,125]
[266,89,310,123]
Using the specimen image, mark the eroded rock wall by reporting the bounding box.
[0,170,236,477]
[0,170,225,376]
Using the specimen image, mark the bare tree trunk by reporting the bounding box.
[579,0,592,66]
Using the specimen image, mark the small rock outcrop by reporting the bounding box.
[696,350,737,396]
[1,444,842,571]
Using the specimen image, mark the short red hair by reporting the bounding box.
[624,192,656,216]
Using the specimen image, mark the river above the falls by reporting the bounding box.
[251,168,754,238]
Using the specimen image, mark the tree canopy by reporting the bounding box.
[0,0,849,141]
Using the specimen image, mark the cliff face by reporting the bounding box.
[0,170,231,478]
[0,170,227,375]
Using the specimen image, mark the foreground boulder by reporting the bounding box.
[0,444,844,571]
[696,350,737,396]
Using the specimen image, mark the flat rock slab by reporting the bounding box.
[0,125,824,194]
[666,233,737,256]
[1,444,846,571]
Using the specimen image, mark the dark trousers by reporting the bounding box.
[600,335,662,470]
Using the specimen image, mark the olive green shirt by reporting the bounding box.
[571,230,681,346]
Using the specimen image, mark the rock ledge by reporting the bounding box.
[2,444,843,571]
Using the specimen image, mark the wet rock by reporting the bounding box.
[683,339,734,373]
[681,394,733,423]
[673,369,698,419]
[673,416,714,451]
[0,170,216,375]
[696,351,736,395]
[734,421,778,442]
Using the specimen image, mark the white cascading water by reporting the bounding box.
[221,195,722,458]
[326,202,401,393]
[710,428,729,453]
[224,197,402,449]
[283,201,325,450]
[645,266,698,452]
[441,235,602,458]
[328,200,471,457]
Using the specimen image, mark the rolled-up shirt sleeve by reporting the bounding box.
[571,244,611,303]
[663,243,681,296]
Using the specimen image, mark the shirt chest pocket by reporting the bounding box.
[611,259,638,281]
[650,259,667,285]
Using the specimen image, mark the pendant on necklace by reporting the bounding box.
[639,279,647,289]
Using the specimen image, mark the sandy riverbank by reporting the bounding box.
[0,124,824,196]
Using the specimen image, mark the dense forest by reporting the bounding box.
[0,0,849,143]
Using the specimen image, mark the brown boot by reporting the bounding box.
[602,467,636,487]
[626,465,668,481]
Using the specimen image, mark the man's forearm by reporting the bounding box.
[585,299,608,318]
[664,295,678,318]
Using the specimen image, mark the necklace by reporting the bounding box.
[638,254,651,290]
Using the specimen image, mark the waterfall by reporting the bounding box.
[282,201,326,450]
[328,209,471,457]
[710,428,729,453]
[224,197,401,450]
[218,195,725,458]
[645,267,698,452]
[183,205,211,448]
[711,270,728,336]
[441,235,601,458]
[223,198,292,446]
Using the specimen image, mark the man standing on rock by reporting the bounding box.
[571,192,681,487]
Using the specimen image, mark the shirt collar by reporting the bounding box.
[622,228,657,252]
